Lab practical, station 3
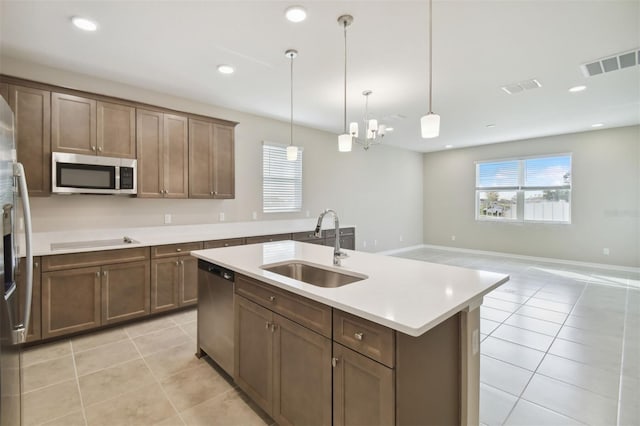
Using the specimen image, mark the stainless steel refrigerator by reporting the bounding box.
[0,96,34,426]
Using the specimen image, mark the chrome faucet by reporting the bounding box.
[314,209,348,266]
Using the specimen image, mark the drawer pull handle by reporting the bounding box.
[354,332,364,341]
[269,296,276,302]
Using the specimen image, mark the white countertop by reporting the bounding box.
[19,219,353,257]
[191,241,509,337]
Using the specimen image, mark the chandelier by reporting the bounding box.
[349,90,386,150]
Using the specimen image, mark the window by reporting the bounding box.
[263,143,303,213]
[476,154,571,223]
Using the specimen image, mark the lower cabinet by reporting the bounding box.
[150,242,202,312]
[102,261,150,325]
[235,296,332,426]
[332,343,395,426]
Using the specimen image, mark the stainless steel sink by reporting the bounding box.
[261,261,367,288]
[50,236,139,251]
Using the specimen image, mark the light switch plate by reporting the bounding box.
[219,212,225,222]
[164,214,171,224]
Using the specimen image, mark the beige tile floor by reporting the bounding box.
[21,248,640,426]
[21,309,272,426]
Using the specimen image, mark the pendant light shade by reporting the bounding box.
[286,145,298,160]
[421,113,440,138]
[421,0,440,139]
[338,133,352,152]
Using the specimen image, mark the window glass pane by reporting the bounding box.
[263,144,303,213]
[477,191,518,219]
[477,160,520,188]
[524,190,570,222]
[524,156,571,187]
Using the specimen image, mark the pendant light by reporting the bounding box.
[285,49,299,161]
[337,15,353,152]
[420,0,440,138]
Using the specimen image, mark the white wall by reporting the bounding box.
[1,56,424,253]
[423,126,640,267]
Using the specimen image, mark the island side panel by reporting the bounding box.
[460,306,481,426]
[395,313,461,426]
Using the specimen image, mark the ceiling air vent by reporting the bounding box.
[500,79,542,95]
[581,49,639,77]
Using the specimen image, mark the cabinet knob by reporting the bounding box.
[95,271,100,277]
[98,146,103,152]
[176,248,182,252]
[179,260,184,265]
[175,261,179,266]
[265,321,271,330]
[214,191,218,195]
[269,296,276,302]
[34,262,39,269]
[270,323,277,332]
[224,243,229,247]
[354,332,364,341]
[331,357,339,368]
[210,191,214,195]
[91,146,96,151]
[103,271,107,277]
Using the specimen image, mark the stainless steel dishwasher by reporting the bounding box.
[197,260,235,376]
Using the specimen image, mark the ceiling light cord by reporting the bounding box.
[343,20,348,134]
[428,0,433,114]
[290,52,294,147]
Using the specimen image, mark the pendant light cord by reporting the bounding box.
[428,0,433,114]
[343,20,348,133]
[290,53,294,147]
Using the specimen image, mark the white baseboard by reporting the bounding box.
[382,243,639,274]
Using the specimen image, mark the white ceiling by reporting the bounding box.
[1,1,638,153]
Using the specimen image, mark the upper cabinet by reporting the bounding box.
[9,85,51,196]
[136,109,188,198]
[189,118,235,199]
[52,92,135,158]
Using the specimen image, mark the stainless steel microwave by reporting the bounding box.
[52,152,137,195]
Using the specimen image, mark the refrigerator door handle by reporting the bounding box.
[11,162,32,344]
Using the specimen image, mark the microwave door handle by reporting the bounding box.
[12,163,32,344]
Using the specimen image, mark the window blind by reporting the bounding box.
[476,160,520,189]
[263,143,303,213]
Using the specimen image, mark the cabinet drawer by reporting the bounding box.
[333,310,395,368]
[324,227,355,238]
[204,238,245,249]
[245,234,291,244]
[151,242,203,258]
[42,247,150,272]
[236,275,331,338]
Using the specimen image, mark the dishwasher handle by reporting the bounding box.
[198,260,234,282]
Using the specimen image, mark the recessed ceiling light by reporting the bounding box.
[591,123,604,128]
[71,16,98,31]
[217,65,235,75]
[569,85,587,93]
[285,6,307,22]
[385,127,394,132]
[445,144,453,149]
[486,124,496,128]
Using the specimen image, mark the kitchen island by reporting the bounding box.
[192,240,508,426]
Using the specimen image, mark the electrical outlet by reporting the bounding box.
[164,214,171,224]
[219,212,225,222]
[305,210,310,217]
[362,240,367,248]
[451,235,456,241]
[374,239,378,247]
[399,235,404,242]
[603,248,610,256]
[252,211,257,220]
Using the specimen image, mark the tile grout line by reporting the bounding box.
[615,282,630,426]
[126,325,188,426]
[500,275,588,425]
[68,340,89,426]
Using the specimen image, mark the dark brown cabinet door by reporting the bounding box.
[17,257,41,342]
[179,256,198,306]
[97,101,135,158]
[42,266,101,339]
[51,92,97,155]
[272,314,332,426]
[150,258,180,313]
[333,343,395,426]
[213,124,234,199]
[136,109,164,198]
[164,114,188,198]
[101,261,150,325]
[9,85,51,196]
[188,118,214,198]
[235,296,274,415]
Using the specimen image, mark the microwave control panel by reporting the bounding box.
[120,167,135,190]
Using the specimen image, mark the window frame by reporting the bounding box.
[262,142,303,213]
[475,153,572,224]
